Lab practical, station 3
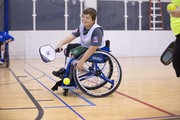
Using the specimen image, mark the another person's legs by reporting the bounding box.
[172,34,180,77]
[0,42,5,65]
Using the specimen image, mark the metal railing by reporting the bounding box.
[32,0,84,31]
[31,0,169,31]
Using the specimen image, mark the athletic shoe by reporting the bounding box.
[52,68,66,77]
[51,80,63,91]
[0,60,4,65]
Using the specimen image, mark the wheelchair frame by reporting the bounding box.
[54,41,122,97]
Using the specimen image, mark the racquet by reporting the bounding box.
[39,44,61,63]
[160,41,175,66]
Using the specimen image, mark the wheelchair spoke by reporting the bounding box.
[74,50,122,97]
[79,72,94,81]
[99,74,114,85]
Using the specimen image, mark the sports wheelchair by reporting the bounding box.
[52,40,122,97]
[0,43,10,68]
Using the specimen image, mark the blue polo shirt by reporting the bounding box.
[0,32,14,42]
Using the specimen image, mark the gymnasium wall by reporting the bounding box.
[9,0,171,30]
[7,0,175,59]
[8,30,175,59]
[0,0,4,30]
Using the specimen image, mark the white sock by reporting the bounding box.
[1,51,4,60]
[65,57,73,69]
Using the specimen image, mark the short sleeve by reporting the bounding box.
[72,27,80,37]
[91,27,103,46]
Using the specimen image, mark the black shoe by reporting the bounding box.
[52,68,66,77]
[59,74,64,79]
[51,80,63,91]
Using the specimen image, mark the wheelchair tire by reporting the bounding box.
[83,57,113,90]
[73,50,122,97]
[74,51,114,90]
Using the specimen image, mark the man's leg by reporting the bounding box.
[52,68,66,78]
[172,35,180,77]
[52,44,81,78]
[51,52,75,91]
[0,42,5,65]
[51,45,87,91]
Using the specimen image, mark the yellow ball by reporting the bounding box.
[167,3,176,11]
[63,78,70,85]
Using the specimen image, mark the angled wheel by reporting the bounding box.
[79,57,113,90]
[73,50,122,97]
[63,89,69,96]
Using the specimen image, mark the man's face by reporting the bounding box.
[81,14,94,29]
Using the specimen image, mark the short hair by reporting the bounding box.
[83,7,97,21]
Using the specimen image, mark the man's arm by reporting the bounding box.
[56,34,76,51]
[76,46,98,70]
[168,7,180,18]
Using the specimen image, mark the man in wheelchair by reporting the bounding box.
[0,31,14,65]
[52,7,106,91]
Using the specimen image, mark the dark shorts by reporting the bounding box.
[65,43,80,57]
[65,43,88,58]
[70,46,88,58]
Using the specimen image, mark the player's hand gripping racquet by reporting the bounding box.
[39,44,62,63]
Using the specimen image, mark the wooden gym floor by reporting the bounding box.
[0,57,180,120]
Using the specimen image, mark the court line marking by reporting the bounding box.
[129,115,180,120]
[25,61,95,106]
[3,65,86,120]
[0,107,36,110]
[24,60,177,119]
[25,70,86,120]
[116,91,176,116]
[0,104,95,111]
[9,68,44,120]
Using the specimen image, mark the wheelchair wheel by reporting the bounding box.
[80,57,113,90]
[73,50,122,97]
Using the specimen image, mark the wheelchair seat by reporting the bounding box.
[87,40,111,63]
[100,40,110,52]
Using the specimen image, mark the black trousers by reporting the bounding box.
[0,42,3,47]
[172,34,180,77]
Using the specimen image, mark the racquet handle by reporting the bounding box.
[55,48,63,53]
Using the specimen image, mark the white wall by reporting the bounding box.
[97,0,171,2]
[8,30,175,59]
[84,0,97,8]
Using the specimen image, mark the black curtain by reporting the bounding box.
[0,0,4,31]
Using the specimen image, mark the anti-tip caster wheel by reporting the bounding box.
[63,89,69,96]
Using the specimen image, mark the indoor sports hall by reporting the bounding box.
[0,0,180,120]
